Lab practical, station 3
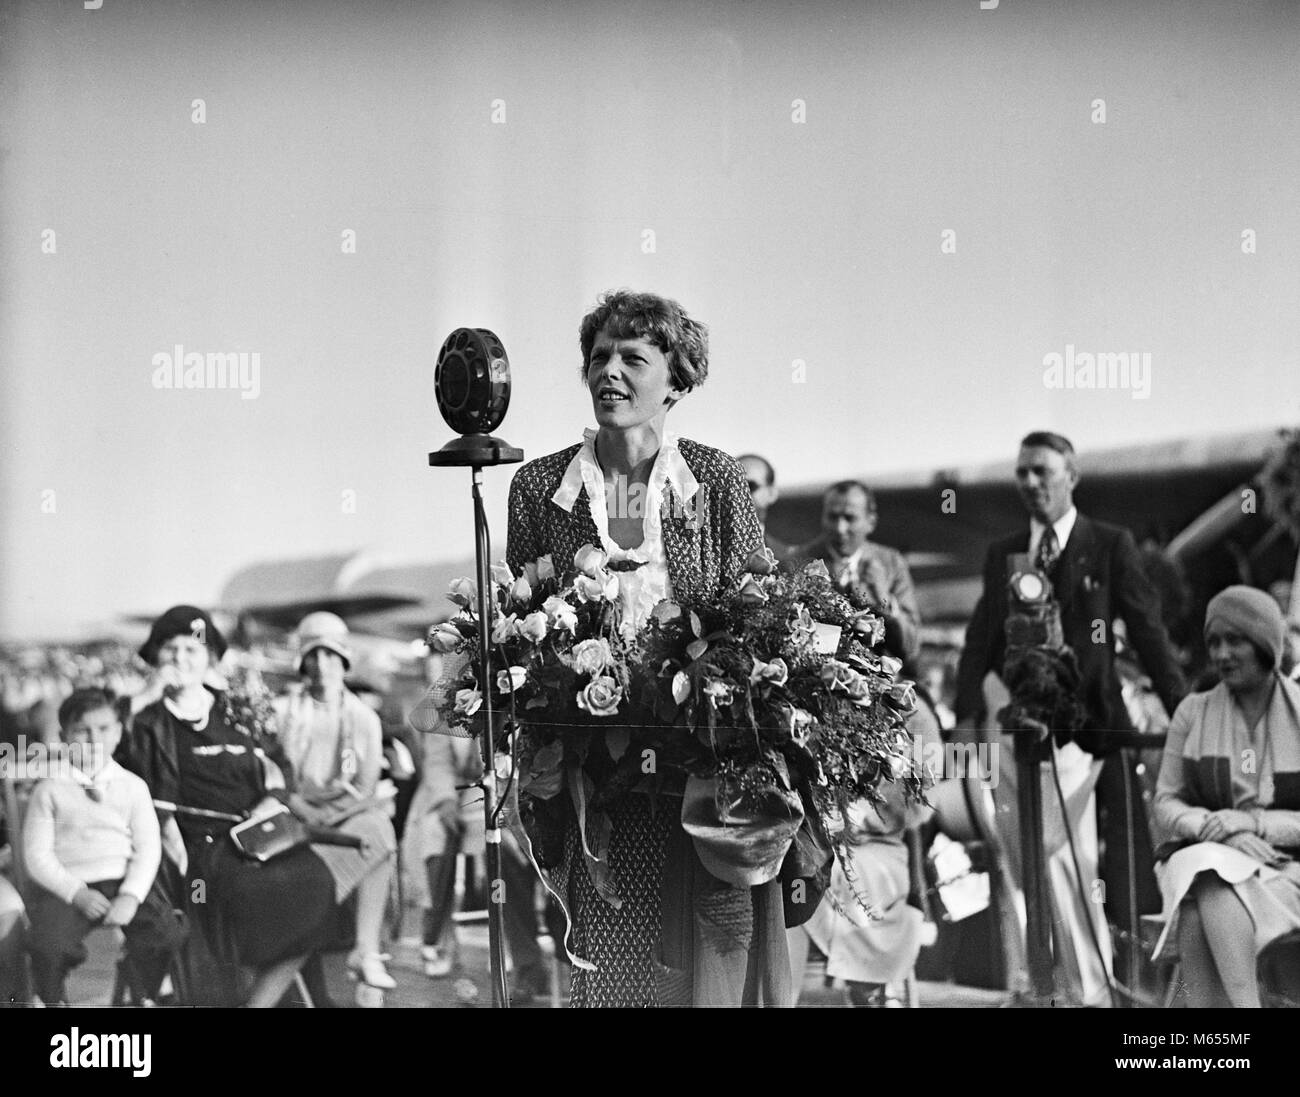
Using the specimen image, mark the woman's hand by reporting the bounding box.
[288,794,329,826]
[1197,809,1256,844]
[249,795,285,820]
[131,665,183,713]
[1223,832,1284,865]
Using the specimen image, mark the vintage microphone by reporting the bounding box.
[1000,555,1067,1006]
[428,327,523,1009]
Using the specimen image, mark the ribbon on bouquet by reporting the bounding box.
[567,762,622,910]
[497,766,597,973]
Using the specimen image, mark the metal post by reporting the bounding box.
[1015,726,1056,1003]
[471,466,510,1009]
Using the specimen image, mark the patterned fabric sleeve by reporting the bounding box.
[712,451,763,590]
[507,463,544,575]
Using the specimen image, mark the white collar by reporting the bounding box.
[1031,505,1078,551]
[71,758,120,791]
[828,542,867,583]
[551,428,699,514]
[164,691,213,729]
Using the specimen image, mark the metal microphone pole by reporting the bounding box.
[470,466,510,1009]
[1014,722,1057,1004]
[427,326,523,1009]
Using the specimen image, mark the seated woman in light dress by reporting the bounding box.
[277,612,399,997]
[1153,586,1300,1007]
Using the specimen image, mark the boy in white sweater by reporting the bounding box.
[23,688,183,1004]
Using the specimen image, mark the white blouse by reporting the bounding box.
[552,428,699,637]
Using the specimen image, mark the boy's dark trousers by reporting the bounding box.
[26,876,185,1004]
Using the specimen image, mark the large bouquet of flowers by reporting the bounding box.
[425,544,924,903]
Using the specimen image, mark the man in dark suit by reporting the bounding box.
[738,454,795,565]
[955,431,1186,995]
[791,480,921,665]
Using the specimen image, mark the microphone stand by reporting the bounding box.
[1012,720,1057,1005]
[430,433,522,1009]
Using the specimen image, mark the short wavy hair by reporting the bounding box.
[58,686,119,733]
[579,290,709,393]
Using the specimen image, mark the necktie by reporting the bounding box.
[1036,525,1060,576]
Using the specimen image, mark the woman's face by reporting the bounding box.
[586,327,684,432]
[1205,620,1270,694]
[155,634,211,689]
[303,646,347,691]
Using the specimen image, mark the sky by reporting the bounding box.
[2,0,1298,639]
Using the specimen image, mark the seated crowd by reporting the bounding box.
[2,444,1299,1008]
[0,606,418,1007]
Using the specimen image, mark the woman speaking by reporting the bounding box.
[506,290,788,1007]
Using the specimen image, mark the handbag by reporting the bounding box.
[229,803,311,863]
[227,803,365,863]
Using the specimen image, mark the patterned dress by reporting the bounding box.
[507,433,763,1007]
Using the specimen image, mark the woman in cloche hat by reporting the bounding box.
[275,611,399,999]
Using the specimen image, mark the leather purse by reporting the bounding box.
[228,802,364,862]
[229,803,311,862]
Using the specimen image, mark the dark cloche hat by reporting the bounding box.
[139,604,228,665]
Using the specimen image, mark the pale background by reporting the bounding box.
[2,0,1297,639]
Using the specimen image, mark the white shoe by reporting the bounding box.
[348,952,397,991]
[422,945,453,978]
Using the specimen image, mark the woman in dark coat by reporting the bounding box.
[507,290,788,1007]
[116,606,335,1006]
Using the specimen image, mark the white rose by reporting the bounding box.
[575,570,618,603]
[427,622,464,653]
[573,544,608,578]
[572,638,613,676]
[576,675,622,718]
[518,611,548,643]
[448,577,477,608]
[543,595,578,633]
[496,666,527,693]
[453,688,482,717]
[490,614,519,645]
